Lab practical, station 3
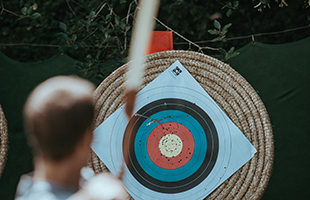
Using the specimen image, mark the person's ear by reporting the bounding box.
[82,128,93,149]
[76,128,93,154]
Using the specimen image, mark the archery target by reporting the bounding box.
[123,98,218,193]
[92,60,257,200]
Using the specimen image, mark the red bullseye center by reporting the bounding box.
[147,122,195,169]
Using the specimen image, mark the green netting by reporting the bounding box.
[0,52,100,200]
[228,37,310,200]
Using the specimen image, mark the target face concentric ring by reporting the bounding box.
[147,122,194,169]
[123,98,219,194]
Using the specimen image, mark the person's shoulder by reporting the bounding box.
[15,174,58,200]
[15,173,34,198]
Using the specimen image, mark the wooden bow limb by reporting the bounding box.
[119,0,160,180]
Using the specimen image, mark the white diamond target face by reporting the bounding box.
[92,60,257,200]
[122,98,219,194]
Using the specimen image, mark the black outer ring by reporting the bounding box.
[123,98,219,194]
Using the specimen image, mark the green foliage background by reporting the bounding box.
[1,0,310,80]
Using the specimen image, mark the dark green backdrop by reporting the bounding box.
[0,52,101,199]
[228,37,310,199]
[1,37,310,199]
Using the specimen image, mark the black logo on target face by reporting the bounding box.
[172,66,182,77]
[123,98,219,194]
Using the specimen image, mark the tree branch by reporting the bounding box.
[66,0,76,16]
[82,28,98,41]
[0,0,4,15]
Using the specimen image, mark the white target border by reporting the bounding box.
[92,60,257,200]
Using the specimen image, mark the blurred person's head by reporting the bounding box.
[24,76,95,163]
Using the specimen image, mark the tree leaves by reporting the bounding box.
[208,20,232,43]
[20,4,41,20]
[260,0,271,3]
[57,32,69,41]
[214,20,221,29]
[220,1,239,17]
[1,0,308,69]
[218,47,240,61]
[222,23,232,32]
[97,24,104,31]
[28,6,33,15]
[208,29,219,35]
[21,7,27,15]
[59,22,67,31]
[219,48,227,55]
[90,11,96,19]
[30,13,41,19]
[233,1,239,7]
[226,9,233,17]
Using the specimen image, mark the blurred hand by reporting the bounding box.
[69,172,128,200]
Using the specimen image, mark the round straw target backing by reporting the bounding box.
[0,105,9,179]
[89,50,274,199]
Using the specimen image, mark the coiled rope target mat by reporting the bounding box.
[0,105,9,179]
[89,50,274,199]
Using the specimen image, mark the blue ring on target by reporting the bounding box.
[134,110,207,182]
[123,98,219,194]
